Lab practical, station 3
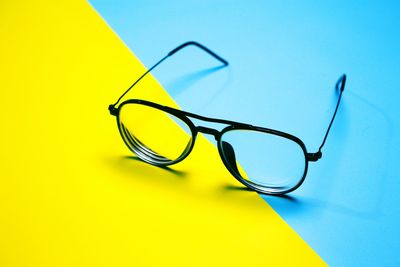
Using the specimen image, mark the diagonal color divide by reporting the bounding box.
[0,1,325,266]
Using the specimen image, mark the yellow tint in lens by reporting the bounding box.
[118,103,193,165]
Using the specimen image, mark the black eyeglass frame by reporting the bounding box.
[108,41,347,195]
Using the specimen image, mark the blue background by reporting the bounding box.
[90,1,400,266]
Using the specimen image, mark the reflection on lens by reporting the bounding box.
[118,103,193,165]
[220,129,306,193]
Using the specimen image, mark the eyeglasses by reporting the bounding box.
[108,41,346,195]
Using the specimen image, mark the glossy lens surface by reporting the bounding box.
[118,103,193,165]
[220,129,306,193]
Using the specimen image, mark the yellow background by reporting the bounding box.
[0,1,325,266]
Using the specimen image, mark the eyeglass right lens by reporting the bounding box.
[220,129,307,194]
[118,103,193,165]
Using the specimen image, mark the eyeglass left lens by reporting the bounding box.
[118,103,193,165]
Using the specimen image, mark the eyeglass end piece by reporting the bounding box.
[108,104,118,116]
[307,151,322,162]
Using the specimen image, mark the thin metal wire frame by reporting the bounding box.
[108,41,347,195]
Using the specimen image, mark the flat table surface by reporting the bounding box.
[0,1,323,266]
[1,1,399,266]
[90,1,400,266]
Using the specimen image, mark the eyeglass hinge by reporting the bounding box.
[108,104,118,116]
[307,151,322,162]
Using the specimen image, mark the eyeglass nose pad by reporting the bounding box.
[221,141,240,175]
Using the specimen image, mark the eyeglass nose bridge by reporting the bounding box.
[195,126,221,141]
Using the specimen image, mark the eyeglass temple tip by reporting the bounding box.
[168,41,229,66]
[337,74,347,92]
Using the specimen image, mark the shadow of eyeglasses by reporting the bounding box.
[123,156,187,178]
[106,154,304,214]
[165,65,227,98]
[223,184,300,202]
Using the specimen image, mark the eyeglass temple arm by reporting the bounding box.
[109,41,229,112]
[308,74,347,161]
